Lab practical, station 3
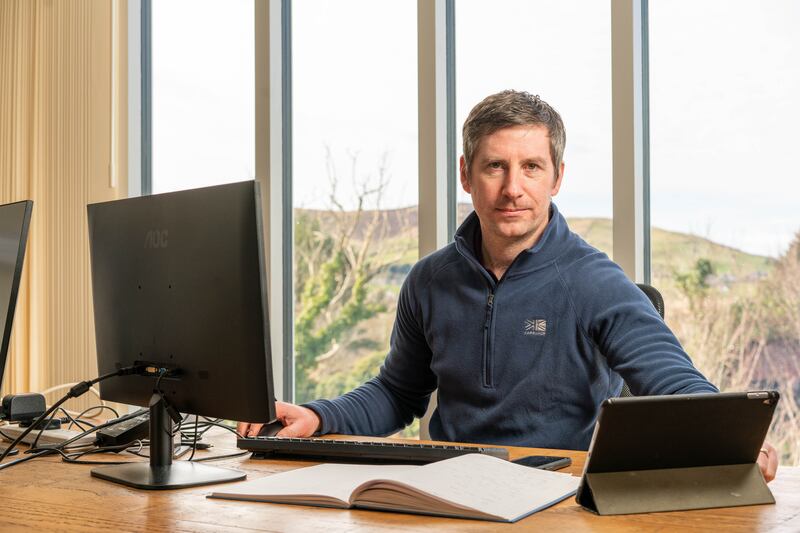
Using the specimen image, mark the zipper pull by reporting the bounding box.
[485,293,494,325]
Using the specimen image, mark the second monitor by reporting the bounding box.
[87,180,275,489]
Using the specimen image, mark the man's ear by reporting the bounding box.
[460,156,471,194]
[550,161,565,196]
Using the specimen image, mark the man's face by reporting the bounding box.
[460,124,564,248]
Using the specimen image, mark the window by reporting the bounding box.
[455,0,613,256]
[135,1,798,462]
[650,0,800,464]
[151,0,254,193]
[291,1,419,421]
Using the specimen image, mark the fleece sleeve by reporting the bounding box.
[304,270,438,436]
[565,254,719,396]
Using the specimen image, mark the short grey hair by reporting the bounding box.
[462,90,566,177]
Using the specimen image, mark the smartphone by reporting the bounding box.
[512,455,571,471]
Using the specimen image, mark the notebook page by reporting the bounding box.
[209,463,416,506]
[355,453,580,521]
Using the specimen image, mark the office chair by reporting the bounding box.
[618,283,665,397]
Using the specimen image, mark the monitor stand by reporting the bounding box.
[90,393,246,490]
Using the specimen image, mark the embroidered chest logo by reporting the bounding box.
[524,318,547,336]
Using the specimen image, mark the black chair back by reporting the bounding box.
[618,283,665,397]
[636,283,664,319]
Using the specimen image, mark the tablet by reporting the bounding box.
[576,391,779,514]
[582,391,778,473]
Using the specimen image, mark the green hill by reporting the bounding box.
[567,217,774,282]
[295,205,775,285]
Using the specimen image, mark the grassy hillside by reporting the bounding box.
[295,204,774,282]
[567,217,774,282]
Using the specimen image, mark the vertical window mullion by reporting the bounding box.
[418,0,453,259]
[417,0,454,439]
[255,0,291,402]
[140,0,152,196]
[128,0,142,198]
[611,0,648,282]
[640,0,651,284]
[445,0,456,240]
[281,0,293,402]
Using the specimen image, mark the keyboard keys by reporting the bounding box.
[237,436,509,464]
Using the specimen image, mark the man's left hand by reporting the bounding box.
[757,441,778,482]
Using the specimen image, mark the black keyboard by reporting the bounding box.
[237,436,509,464]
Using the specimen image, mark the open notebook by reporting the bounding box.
[208,453,580,523]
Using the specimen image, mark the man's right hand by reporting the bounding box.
[236,401,322,438]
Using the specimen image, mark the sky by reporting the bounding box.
[152,0,799,258]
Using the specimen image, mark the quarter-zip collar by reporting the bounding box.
[453,202,570,280]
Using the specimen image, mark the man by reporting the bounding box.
[240,90,778,481]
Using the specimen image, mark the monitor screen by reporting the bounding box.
[0,200,33,387]
[87,181,275,424]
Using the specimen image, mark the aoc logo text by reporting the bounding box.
[144,230,169,249]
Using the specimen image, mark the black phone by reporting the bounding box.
[512,455,571,471]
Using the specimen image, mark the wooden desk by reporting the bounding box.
[1,432,797,532]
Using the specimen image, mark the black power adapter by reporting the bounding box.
[0,393,60,429]
[96,413,150,447]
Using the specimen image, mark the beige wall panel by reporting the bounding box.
[0,0,128,411]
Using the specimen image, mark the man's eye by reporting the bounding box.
[488,162,503,169]
[526,163,539,171]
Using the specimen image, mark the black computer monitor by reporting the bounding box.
[0,200,33,391]
[87,180,276,489]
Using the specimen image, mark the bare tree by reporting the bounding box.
[293,149,414,401]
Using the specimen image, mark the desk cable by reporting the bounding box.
[1,412,248,471]
[0,365,145,466]
[0,368,249,471]
[0,407,149,470]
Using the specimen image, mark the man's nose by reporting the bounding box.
[502,167,524,198]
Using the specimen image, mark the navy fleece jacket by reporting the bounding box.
[306,203,718,450]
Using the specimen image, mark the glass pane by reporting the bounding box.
[151,0,254,193]
[456,0,612,256]
[650,0,800,465]
[292,1,419,437]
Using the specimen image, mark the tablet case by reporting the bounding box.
[576,391,779,515]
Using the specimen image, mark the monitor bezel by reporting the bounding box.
[0,200,34,386]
